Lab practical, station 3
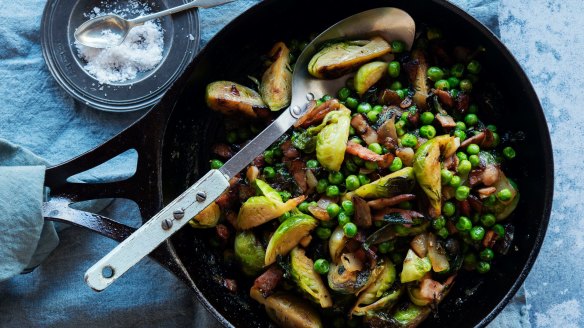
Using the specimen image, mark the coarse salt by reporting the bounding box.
[75,1,164,84]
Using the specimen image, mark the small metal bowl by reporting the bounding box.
[41,0,200,112]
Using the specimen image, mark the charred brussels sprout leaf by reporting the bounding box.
[237,194,306,230]
[308,37,391,79]
[352,259,398,316]
[292,129,317,153]
[205,81,268,118]
[265,214,318,265]
[260,42,292,111]
[400,249,431,283]
[290,247,333,308]
[234,231,266,276]
[354,167,415,199]
[188,202,221,228]
[355,61,388,96]
[250,288,323,328]
[316,107,351,171]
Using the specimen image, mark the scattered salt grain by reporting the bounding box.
[75,1,164,84]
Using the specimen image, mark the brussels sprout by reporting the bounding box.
[234,231,266,276]
[316,107,351,171]
[352,259,399,316]
[308,37,391,79]
[354,167,415,199]
[413,135,459,218]
[237,195,306,230]
[265,214,318,265]
[205,81,268,118]
[250,288,323,328]
[329,225,349,263]
[484,171,520,220]
[188,202,221,228]
[400,249,431,283]
[260,42,292,111]
[255,179,283,202]
[327,262,371,294]
[290,247,333,308]
[391,302,431,327]
[355,61,388,96]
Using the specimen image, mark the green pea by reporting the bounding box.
[314,259,330,274]
[432,216,446,230]
[345,175,361,191]
[458,160,472,175]
[210,159,224,169]
[328,171,344,185]
[226,131,238,144]
[401,133,418,147]
[451,63,465,78]
[323,204,340,219]
[503,147,516,160]
[367,111,380,123]
[390,81,402,91]
[437,227,449,239]
[337,211,351,226]
[389,157,403,172]
[368,143,383,155]
[372,105,384,113]
[391,40,406,53]
[464,113,479,126]
[427,67,444,81]
[278,211,291,222]
[497,188,512,201]
[434,79,450,90]
[326,185,340,197]
[456,216,472,232]
[487,124,497,132]
[388,61,401,78]
[321,94,332,102]
[279,191,291,202]
[476,261,490,274]
[450,89,460,99]
[352,156,365,166]
[337,87,351,101]
[357,102,372,114]
[263,166,276,179]
[449,175,462,189]
[460,79,473,92]
[342,200,355,216]
[315,227,332,240]
[298,201,310,213]
[484,194,497,206]
[443,201,456,217]
[457,151,468,161]
[441,169,454,185]
[455,186,471,201]
[420,125,437,139]
[316,179,328,193]
[447,77,460,89]
[306,159,320,169]
[350,136,363,145]
[420,112,435,125]
[365,161,378,170]
[493,224,505,237]
[346,97,359,109]
[378,241,392,254]
[343,222,358,238]
[263,149,274,164]
[481,213,496,227]
[492,133,501,147]
[427,27,443,40]
[467,60,482,74]
[454,121,466,131]
[454,130,467,141]
[358,174,370,185]
[469,155,480,167]
[480,248,494,261]
[345,160,358,173]
[467,144,480,155]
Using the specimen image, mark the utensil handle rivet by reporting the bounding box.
[196,191,207,202]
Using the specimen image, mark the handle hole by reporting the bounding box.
[66,149,138,184]
[102,265,115,279]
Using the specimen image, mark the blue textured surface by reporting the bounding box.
[0,0,578,326]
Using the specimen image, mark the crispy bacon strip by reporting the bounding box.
[212,143,234,159]
[345,141,394,168]
[434,89,454,107]
[351,114,379,145]
[294,99,340,128]
[288,159,308,192]
[367,194,416,210]
[460,131,486,148]
[435,114,457,129]
[253,266,284,298]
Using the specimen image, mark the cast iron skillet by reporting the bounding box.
[43,0,554,327]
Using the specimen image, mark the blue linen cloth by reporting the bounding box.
[0,0,556,326]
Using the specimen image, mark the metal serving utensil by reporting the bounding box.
[84,7,415,291]
[75,0,235,48]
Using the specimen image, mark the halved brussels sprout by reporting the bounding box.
[255,179,283,202]
[234,231,266,276]
[355,61,388,95]
[250,288,323,328]
[237,195,306,230]
[316,106,351,171]
[413,135,459,218]
[308,37,391,79]
[260,42,292,111]
[265,214,318,265]
[205,81,268,118]
[189,202,221,228]
[352,259,398,316]
[327,262,371,294]
[329,225,349,263]
[391,302,431,327]
[290,247,333,308]
[400,249,431,283]
[354,167,415,199]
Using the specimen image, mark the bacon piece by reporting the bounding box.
[456,92,470,114]
[367,194,416,210]
[457,200,471,217]
[216,224,230,242]
[288,159,308,192]
[483,230,497,248]
[294,99,340,128]
[460,131,486,148]
[478,187,497,199]
[352,196,372,228]
[280,140,300,159]
[351,114,379,145]
[345,141,394,168]
[223,279,238,293]
[253,266,284,298]
[435,114,457,129]
[212,143,234,159]
[434,89,454,107]
[378,89,402,106]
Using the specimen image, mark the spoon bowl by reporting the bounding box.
[74,14,131,48]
